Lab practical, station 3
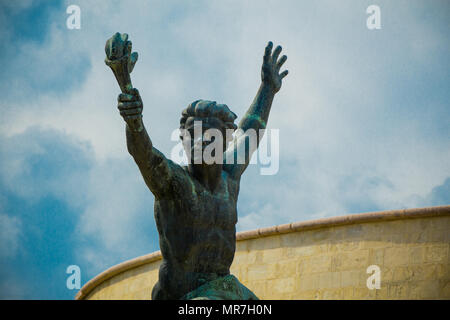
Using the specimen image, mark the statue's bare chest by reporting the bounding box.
[155,171,239,230]
[186,176,238,228]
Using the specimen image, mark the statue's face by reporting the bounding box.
[181,117,229,166]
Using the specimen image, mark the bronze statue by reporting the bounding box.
[105,32,288,300]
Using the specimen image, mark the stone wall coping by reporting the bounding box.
[75,205,449,300]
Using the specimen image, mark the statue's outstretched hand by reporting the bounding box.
[117,88,143,131]
[261,41,288,93]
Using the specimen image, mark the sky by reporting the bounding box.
[0,0,448,299]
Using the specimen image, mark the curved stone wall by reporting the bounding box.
[76,206,450,300]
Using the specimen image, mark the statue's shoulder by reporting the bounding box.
[164,160,191,181]
[165,162,198,196]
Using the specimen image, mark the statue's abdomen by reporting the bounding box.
[153,195,237,299]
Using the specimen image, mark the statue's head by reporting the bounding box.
[180,100,237,167]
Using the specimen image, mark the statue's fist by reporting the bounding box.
[117,88,143,131]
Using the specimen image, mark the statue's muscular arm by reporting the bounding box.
[118,88,176,198]
[224,42,288,179]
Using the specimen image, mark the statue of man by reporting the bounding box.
[116,41,288,300]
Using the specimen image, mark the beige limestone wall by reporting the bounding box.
[77,206,450,300]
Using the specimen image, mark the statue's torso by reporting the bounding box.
[153,167,240,299]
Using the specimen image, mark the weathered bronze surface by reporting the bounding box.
[105,33,288,300]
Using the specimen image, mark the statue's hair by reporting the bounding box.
[180,100,238,131]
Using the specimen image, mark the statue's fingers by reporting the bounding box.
[128,52,138,73]
[126,41,132,56]
[119,107,142,116]
[263,41,273,63]
[118,101,142,111]
[280,70,289,79]
[118,93,137,102]
[105,39,112,57]
[272,45,282,64]
[131,88,140,97]
[121,33,129,43]
[276,55,287,70]
[126,114,143,121]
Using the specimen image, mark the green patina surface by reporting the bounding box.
[181,275,259,300]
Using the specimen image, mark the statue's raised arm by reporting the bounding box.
[224,41,288,179]
[105,33,183,199]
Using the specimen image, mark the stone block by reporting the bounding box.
[297,289,321,300]
[248,235,281,251]
[374,286,388,299]
[291,245,316,257]
[332,250,369,271]
[322,288,344,299]
[246,264,268,281]
[416,280,440,299]
[262,248,284,263]
[341,270,362,287]
[275,260,297,278]
[440,281,450,299]
[329,240,360,252]
[368,248,385,266]
[361,239,391,250]
[425,245,448,263]
[297,273,320,291]
[266,277,295,294]
[387,283,409,299]
[343,224,365,239]
[384,247,409,267]
[408,246,426,265]
[318,272,341,289]
[302,253,332,273]
[392,266,415,282]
